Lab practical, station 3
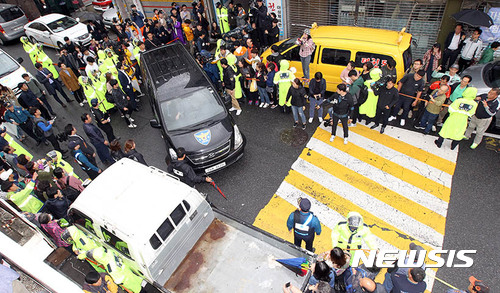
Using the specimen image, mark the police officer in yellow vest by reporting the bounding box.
[20,36,38,65]
[286,198,322,252]
[47,150,80,180]
[274,60,295,112]
[331,211,377,251]
[61,225,101,260]
[216,2,230,34]
[86,247,144,293]
[1,172,43,214]
[34,44,59,79]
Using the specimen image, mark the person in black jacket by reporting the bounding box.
[286,78,308,130]
[65,123,97,166]
[371,78,399,134]
[221,58,242,115]
[109,140,125,162]
[17,82,52,120]
[327,83,354,144]
[82,114,114,165]
[441,24,466,71]
[110,79,137,128]
[90,99,117,142]
[44,186,70,220]
[266,19,280,46]
[254,0,270,47]
[123,139,147,166]
[308,72,327,123]
[167,147,212,187]
[117,62,138,111]
[34,63,73,108]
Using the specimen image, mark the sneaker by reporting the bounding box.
[432,125,437,132]
[271,104,278,109]
[248,101,253,105]
[380,126,385,134]
[263,103,269,108]
[398,109,404,116]
[330,135,335,142]
[259,102,264,108]
[388,116,396,122]
[79,102,84,107]
[470,143,479,149]
[434,139,442,148]
[370,124,379,129]
[408,111,413,119]
[229,107,237,112]
[414,125,425,130]
[400,119,405,126]
[318,117,323,123]
[293,122,298,128]
[302,123,306,130]
[437,122,443,127]
[236,109,242,115]
[128,123,137,128]
[344,137,348,145]
[308,118,313,123]
[129,117,135,122]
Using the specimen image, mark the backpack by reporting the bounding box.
[105,91,115,104]
[61,176,81,202]
[357,84,369,105]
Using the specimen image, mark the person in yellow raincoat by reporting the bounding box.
[274,60,295,112]
[47,150,80,180]
[79,75,114,112]
[216,2,230,34]
[435,87,478,150]
[213,40,233,80]
[226,54,242,100]
[20,36,38,65]
[359,68,382,119]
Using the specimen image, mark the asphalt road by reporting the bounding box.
[1,40,499,292]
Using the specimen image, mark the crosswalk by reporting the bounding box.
[253,123,458,292]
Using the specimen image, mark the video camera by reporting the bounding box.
[371,75,392,92]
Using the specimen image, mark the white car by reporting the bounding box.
[102,7,118,28]
[0,48,31,95]
[23,13,91,49]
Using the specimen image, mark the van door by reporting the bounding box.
[317,47,351,90]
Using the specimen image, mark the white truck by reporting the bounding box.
[0,159,312,292]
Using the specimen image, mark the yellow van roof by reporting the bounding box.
[310,26,411,49]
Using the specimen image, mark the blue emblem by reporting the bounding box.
[194,129,211,146]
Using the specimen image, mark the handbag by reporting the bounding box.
[249,79,257,92]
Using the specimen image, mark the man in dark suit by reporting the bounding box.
[17,82,52,120]
[441,24,466,71]
[116,62,138,111]
[64,123,97,167]
[34,63,73,108]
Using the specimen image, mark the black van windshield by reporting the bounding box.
[161,87,225,132]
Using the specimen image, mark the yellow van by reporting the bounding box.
[261,25,412,92]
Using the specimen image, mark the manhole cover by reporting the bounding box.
[485,137,500,152]
[280,128,309,147]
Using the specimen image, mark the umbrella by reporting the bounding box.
[72,11,103,22]
[452,9,494,27]
[276,257,309,276]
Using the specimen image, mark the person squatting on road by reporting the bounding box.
[167,147,213,188]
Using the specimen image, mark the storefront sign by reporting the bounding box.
[266,0,284,37]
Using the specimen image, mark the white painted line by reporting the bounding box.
[374,125,458,163]
[320,124,453,188]
[292,158,444,248]
[306,137,449,217]
[275,181,397,251]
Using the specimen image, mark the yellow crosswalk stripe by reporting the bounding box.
[313,128,451,203]
[350,124,456,175]
[299,148,446,234]
[284,170,435,252]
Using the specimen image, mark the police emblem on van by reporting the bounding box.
[194,129,211,145]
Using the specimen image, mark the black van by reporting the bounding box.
[140,43,246,174]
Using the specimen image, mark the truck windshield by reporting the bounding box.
[160,87,225,132]
[0,51,20,79]
[47,16,78,33]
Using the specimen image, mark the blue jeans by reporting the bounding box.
[419,109,438,133]
[301,55,311,79]
[309,97,324,119]
[257,86,270,104]
[291,105,306,124]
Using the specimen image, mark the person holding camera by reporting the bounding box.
[370,78,399,134]
[130,4,145,30]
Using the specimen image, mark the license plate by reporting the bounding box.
[205,162,226,173]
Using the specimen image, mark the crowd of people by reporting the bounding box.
[0,2,498,292]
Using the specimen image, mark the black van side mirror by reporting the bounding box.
[16,57,23,64]
[149,119,161,128]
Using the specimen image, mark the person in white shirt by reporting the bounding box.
[85,57,100,80]
[441,24,465,70]
[458,29,483,73]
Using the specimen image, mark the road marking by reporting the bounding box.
[306,137,449,217]
[349,124,457,174]
[313,127,451,202]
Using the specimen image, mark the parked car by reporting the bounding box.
[24,13,91,49]
[0,4,29,46]
[142,43,246,174]
[0,49,31,95]
[92,0,112,11]
[102,7,117,28]
[462,60,500,129]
